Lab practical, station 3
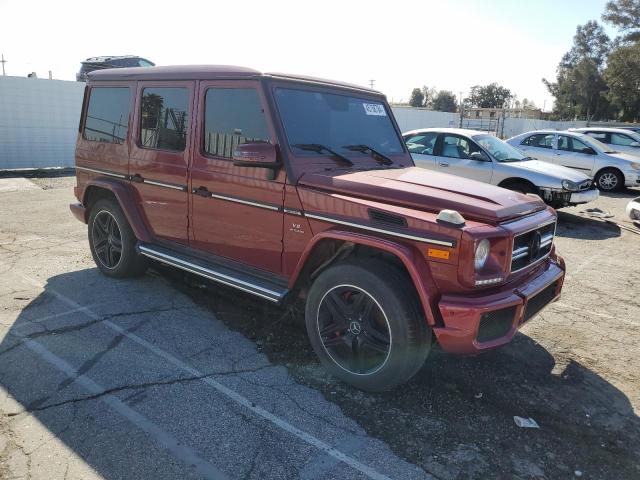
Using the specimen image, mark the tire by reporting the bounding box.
[305,259,431,392]
[504,180,536,195]
[595,168,624,192]
[88,198,147,278]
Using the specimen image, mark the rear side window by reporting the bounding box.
[83,87,130,144]
[140,87,189,151]
[404,133,438,155]
[611,132,635,146]
[585,131,609,143]
[522,133,554,148]
[203,88,270,158]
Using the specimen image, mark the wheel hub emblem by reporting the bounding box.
[348,321,362,335]
[529,230,542,261]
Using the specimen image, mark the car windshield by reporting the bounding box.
[274,88,404,161]
[473,134,527,162]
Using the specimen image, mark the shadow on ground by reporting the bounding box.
[556,210,621,240]
[1,267,638,480]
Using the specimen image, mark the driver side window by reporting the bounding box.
[611,133,636,146]
[440,135,480,159]
[570,137,594,154]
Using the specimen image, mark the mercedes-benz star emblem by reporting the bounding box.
[349,321,362,335]
[529,230,542,261]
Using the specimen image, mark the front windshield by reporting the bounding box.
[473,134,527,162]
[274,88,404,159]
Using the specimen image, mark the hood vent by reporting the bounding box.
[368,209,407,228]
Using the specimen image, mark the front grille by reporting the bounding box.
[476,306,517,343]
[368,209,407,227]
[511,221,556,273]
[523,282,558,323]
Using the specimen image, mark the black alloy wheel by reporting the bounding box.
[91,210,123,269]
[317,285,391,375]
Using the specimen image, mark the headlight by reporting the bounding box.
[561,179,578,191]
[474,239,490,271]
[630,162,640,170]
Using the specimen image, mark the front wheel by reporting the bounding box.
[595,168,624,192]
[305,259,431,391]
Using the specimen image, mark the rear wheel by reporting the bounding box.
[305,259,431,391]
[595,168,623,192]
[88,198,147,278]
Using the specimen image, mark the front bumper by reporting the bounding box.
[569,188,599,204]
[433,257,565,354]
[623,170,640,187]
[69,202,87,223]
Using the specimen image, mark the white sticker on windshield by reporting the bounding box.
[363,103,386,116]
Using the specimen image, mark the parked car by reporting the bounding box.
[570,127,640,157]
[403,128,598,209]
[76,55,154,81]
[507,130,640,192]
[618,126,640,134]
[70,65,565,391]
[627,196,640,224]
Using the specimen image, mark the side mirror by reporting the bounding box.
[232,142,279,168]
[469,151,486,161]
[582,147,596,155]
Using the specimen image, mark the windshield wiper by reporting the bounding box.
[292,143,353,166]
[342,144,393,165]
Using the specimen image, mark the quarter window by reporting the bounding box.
[140,87,189,151]
[522,133,554,148]
[404,133,438,155]
[203,88,270,158]
[83,87,130,144]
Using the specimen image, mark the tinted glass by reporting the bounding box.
[440,135,481,159]
[204,88,270,158]
[404,133,438,154]
[523,133,554,148]
[140,87,189,151]
[84,87,130,144]
[275,88,403,157]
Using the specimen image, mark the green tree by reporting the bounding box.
[431,90,458,112]
[603,0,640,42]
[543,21,611,120]
[465,83,513,108]
[408,88,425,107]
[421,85,437,108]
[604,43,640,120]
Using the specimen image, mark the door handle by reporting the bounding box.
[192,186,211,197]
[439,161,449,167]
[130,173,144,183]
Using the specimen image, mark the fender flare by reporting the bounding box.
[82,178,152,243]
[289,230,441,326]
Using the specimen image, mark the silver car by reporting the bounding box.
[570,127,640,157]
[507,130,640,192]
[403,128,598,208]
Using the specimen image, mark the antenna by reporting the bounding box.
[368,79,375,89]
[1,54,7,76]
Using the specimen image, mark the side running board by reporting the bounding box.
[137,243,289,304]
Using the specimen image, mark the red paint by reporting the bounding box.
[72,65,566,356]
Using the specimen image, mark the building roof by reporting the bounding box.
[88,65,381,94]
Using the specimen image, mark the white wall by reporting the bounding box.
[0,76,84,170]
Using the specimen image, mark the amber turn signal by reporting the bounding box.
[427,248,450,260]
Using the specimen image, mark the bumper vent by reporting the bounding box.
[523,282,558,323]
[476,306,517,343]
[368,209,407,227]
[511,221,556,273]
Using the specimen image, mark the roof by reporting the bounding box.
[403,127,488,137]
[88,65,382,94]
[571,127,640,135]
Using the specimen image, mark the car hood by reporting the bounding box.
[607,151,640,162]
[298,167,546,224]
[507,159,590,182]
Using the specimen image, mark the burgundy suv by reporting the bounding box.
[70,66,565,391]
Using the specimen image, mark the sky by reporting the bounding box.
[0,0,615,111]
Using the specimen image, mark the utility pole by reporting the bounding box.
[368,79,375,89]
[458,91,464,128]
[1,54,6,76]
